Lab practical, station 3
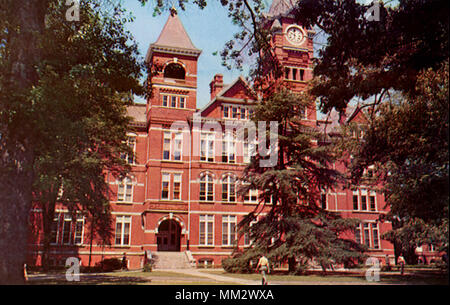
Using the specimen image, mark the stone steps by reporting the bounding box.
[152,251,192,269]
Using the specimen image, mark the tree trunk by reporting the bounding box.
[288,256,297,273]
[0,0,47,284]
[41,201,56,271]
[0,142,34,284]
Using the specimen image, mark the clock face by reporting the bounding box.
[286,26,305,45]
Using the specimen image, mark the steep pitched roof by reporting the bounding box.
[268,0,297,17]
[146,9,201,61]
[154,10,199,51]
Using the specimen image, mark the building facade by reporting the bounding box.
[28,3,411,270]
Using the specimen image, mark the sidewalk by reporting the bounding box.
[158,268,263,285]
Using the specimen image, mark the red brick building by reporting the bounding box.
[28,2,410,270]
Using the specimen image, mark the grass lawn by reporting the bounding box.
[27,270,227,285]
[200,268,449,285]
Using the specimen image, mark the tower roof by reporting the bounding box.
[267,0,297,17]
[146,9,201,62]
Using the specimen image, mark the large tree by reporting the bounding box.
[0,0,143,282]
[223,88,366,273]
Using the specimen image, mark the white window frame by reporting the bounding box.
[161,173,171,200]
[172,173,182,201]
[199,215,214,246]
[200,132,214,162]
[117,177,133,202]
[199,174,214,202]
[222,175,237,202]
[115,215,131,246]
[222,215,237,246]
[222,132,236,163]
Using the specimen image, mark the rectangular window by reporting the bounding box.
[162,95,168,107]
[292,68,297,80]
[299,69,305,81]
[223,106,229,118]
[320,193,327,209]
[222,215,237,246]
[353,193,359,210]
[200,133,214,162]
[50,213,60,244]
[361,189,368,210]
[355,224,361,244]
[163,132,171,160]
[369,191,376,211]
[222,133,235,163]
[285,67,290,79]
[173,174,181,200]
[62,213,73,245]
[74,217,84,245]
[171,96,177,108]
[244,188,258,203]
[240,107,246,120]
[161,173,170,200]
[173,132,182,161]
[121,137,136,164]
[179,97,186,108]
[199,215,214,246]
[232,107,238,119]
[372,223,380,249]
[115,216,131,246]
[363,223,371,247]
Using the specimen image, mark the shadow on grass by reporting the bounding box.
[28,274,151,285]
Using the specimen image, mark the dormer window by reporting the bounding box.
[164,63,185,80]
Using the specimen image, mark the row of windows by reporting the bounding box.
[223,105,254,120]
[50,213,84,245]
[47,213,393,251]
[285,67,306,81]
[355,222,380,249]
[164,131,255,164]
[161,94,187,109]
[319,189,378,211]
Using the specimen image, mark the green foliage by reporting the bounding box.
[97,258,123,272]
[296,0,449,113]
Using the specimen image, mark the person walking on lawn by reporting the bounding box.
[256,255,270,285]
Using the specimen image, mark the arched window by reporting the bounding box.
[222,175,236,202]
[199,173,214,201]
[117,177,133,202]
[164,63,185,79]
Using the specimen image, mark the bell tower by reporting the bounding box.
[145,8,202,123]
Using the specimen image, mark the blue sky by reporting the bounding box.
[123,1,270,107]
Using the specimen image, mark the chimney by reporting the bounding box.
[209,74,223,100]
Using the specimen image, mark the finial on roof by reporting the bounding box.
[170,6,177,16]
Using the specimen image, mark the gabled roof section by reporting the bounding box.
[146,8,201,62]
[218,76,258,100]
[199,76,258,116]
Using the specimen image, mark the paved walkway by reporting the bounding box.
[157,268,263,285]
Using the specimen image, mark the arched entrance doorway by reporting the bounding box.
[157,219,181,251]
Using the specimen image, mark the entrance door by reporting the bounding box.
[157,219,181,251]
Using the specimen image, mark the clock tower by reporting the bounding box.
[265,0,316,123]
